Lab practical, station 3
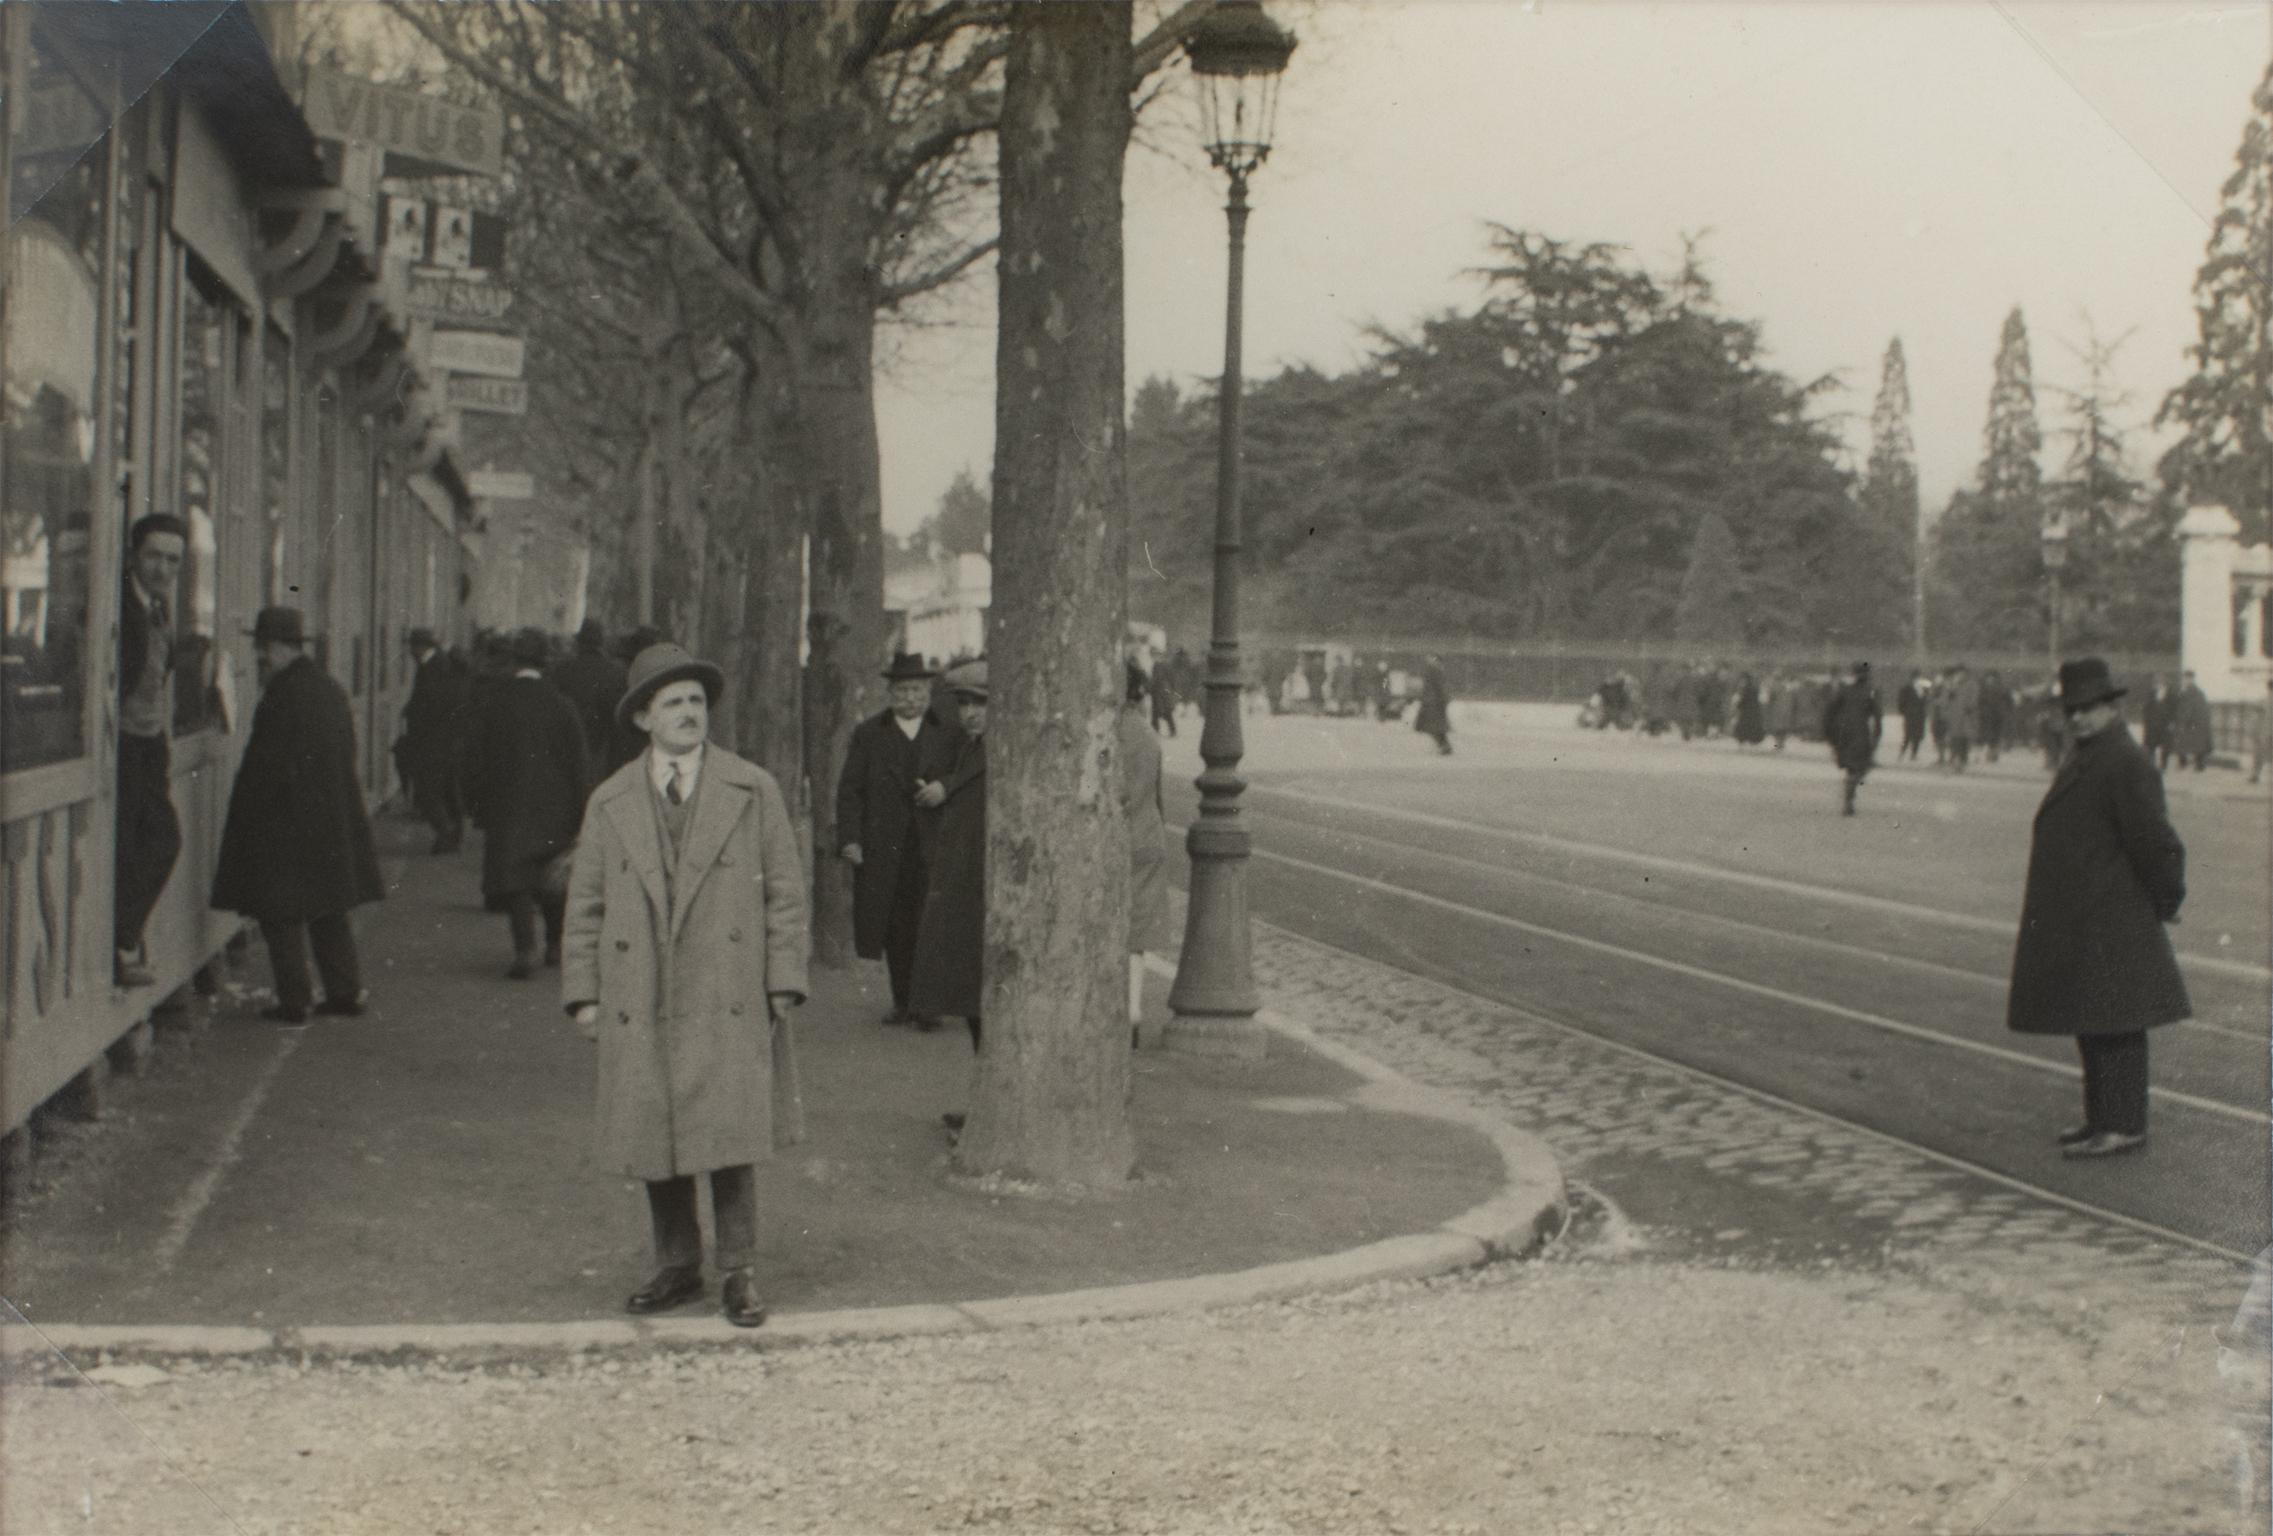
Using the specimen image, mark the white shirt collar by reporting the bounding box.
[894,712,923,740]
[648,743,704,799]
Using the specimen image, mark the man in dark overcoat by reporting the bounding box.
[1822,661,1882,817]
[835,652,959,1025]
[548,618,632,773]
[2171,670,2216,771]
[399,627,468,853]
[910,659,989,1108]
[465,628,591,978]
[211,607,383,1024]
[1414,656,1452,755]
[2006,657,2189,1158]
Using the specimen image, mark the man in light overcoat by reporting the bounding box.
[561,642,808,1327]
[2006,657,2190,1158]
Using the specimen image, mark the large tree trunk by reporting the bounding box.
[956,1,1136,1189]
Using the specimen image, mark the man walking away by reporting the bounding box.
[1896,671,1928,763]
[114,513,187,987]
[1945,664,1981,772]
[2143,674,2173,772]
[548,618,631,774]
[562,642,807,1328]
[1823,661,1882,817]
[1414,656,1453,755]
[466,629,590,979]
[2007,658,2189,1158]
[211,608,383,1024]
[910,659,989,1133]
[2172,670,2216,772]
[836,653,959,1026]
[399,627,468,853]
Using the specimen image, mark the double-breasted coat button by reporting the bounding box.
[615,939,630,951]
[728,928,742,942]
[729,1003,743,1017]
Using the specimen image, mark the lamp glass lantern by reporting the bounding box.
[1187,0,1297,178]
[2040,512,2070,572]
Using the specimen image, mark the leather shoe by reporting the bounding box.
[2062,1130,2147,1159]
[2056,1124,2096,1147]
[624,1265,703,1315]
[315,991,368,1018]
[115,956,157,988]
[720,1268,767,1328]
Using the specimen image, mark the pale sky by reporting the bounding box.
[874,0,2273,539]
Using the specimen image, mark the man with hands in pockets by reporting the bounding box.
[561,642,808,1327]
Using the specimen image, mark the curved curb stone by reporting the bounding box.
[1,986,1567,1361]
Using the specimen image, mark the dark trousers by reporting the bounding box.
[259,912,363,1014]
[412,764,463,844]
[882,854,927,1012]
[114,733,182,954]
[506,891,565,960]
[1900,716,1924,759]
[646,1165,757,1273]
[2078,1032,2149,1136]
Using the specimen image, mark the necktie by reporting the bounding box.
[149,596,168,635]
[665,764,683,805]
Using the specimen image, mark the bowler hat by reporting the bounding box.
[2057,657,2127,712]
[575,618,606,650]
[880,651,935,682]
[405,626,440,650]
[246,606,308,646]
[509,627,551,667]
[618,641,724,727]
[941,657,988,701]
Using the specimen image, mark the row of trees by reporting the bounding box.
[1123,58,2273,662]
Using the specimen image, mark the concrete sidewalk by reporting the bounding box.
[0,812,1561,1352]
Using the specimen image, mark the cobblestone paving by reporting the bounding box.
[1247,918,2260,1339]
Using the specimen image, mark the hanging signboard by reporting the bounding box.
[427,329,524,379]
[447,375,529,416]
[467,470,536,501]
[404,272,516,324]
[301,67,504,179]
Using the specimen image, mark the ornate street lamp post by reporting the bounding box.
[1167,0,1295,1050]
[2041,511,2070,677]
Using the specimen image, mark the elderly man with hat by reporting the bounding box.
[211,607,383,1023]
[464,628,590,979]
[398,626,469,854]
[910,659,989,1133]
[2007,658,2190,1159]
[560,642,808,1327]
[835,651,961,1026]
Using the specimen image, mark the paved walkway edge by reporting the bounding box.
[2,966,1566,1361]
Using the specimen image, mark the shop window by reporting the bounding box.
[173,264,230,735]
[263,326,290,609]
[1,38,109,773]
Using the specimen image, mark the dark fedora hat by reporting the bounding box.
[405,626,440,650]
[2057,657,2127,712]
[509,627,551,667]
[880,651,935,682]
[245,606,308,646]
[618,641,724,727]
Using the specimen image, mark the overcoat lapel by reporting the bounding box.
[2035,736,2098,820]
[604,782,670,920]
[670,768,751,941]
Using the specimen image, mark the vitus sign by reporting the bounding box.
[302,67,503,179]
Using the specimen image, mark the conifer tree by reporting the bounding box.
[2157,59,2273,542]
[1927,307,2052,649]
[1673,511,1746,646]
[1862,338,1921,648]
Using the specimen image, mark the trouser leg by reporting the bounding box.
[2080,1032,2148,1136]
[506,892,538,959]
[883,856,926,1013]
[260,920,315,1014]
[307,912,362,1003]
[709,1164,758,1272]
[114,736,182,955]
[539,894,565,956]
[968,1014,982,1053]
[644,1175,704,1272]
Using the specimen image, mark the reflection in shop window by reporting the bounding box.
[175,267,228,735]
[264,326,290,610]
[2,103,109,773]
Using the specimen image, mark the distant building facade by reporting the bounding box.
[887,551,990,666]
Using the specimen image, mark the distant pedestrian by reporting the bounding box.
[1944,664,1981,771]
[548,618,633,773]
[2253,680,2272,785]
[2006,658,2189,1159]
[211,607,383,1024]
[114,513,187,988]
[835,653,959,1027]
[2142,675,2173,771]
[398,627,468,854]
[1980,670,2011,762]
[1732,672,1765,747]
[465,629,590,979]
[561,642,808,1328]
[1822,661,1882,817]
[911,659,989,1133]
[1414,656,1452,755]
[1149,653,1179,737]
[1122,663,1173,1035]
[1764,672,1800,750]
[2171,670,2215,771]
[1896,671,1928,762]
